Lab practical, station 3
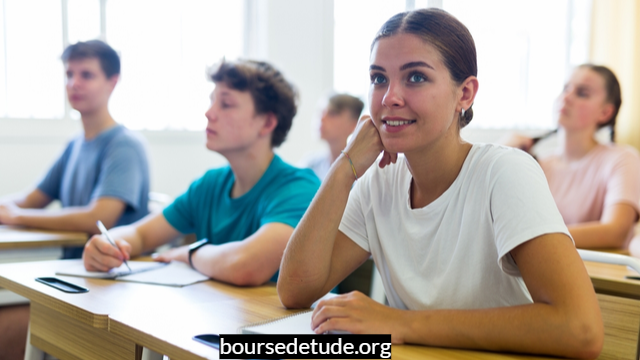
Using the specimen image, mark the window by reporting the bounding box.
[106,0,244,130]
[0,0,244,130]
[0,0,64,119]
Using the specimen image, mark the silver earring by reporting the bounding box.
[461,108,466,117]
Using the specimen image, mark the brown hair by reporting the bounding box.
[328,94,364,121]
[209,60,298,147]
[372,8,477,128]
[579,64,621,142]
[61,40,120,79]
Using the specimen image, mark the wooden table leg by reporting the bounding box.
[29,302,140,360]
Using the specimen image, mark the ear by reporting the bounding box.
[259,113,278,137]
[597,103,615,125]
[457,76,479,113]
[107,74,120,92]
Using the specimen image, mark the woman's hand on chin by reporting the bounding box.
[345,115,398,175]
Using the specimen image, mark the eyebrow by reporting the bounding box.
[400,61,434,71]
[369,61,435,72]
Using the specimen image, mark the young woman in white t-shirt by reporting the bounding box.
[504,65,640,250]
[278,8,603,359]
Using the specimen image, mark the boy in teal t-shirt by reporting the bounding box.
[83,59,320,286]
[163,155,318,282]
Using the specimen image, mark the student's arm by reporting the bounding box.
[311,233,603,359]
[83,212,182,271]
[0,196,126,233]
[570,149,640,249]
[1,188,53,209]
[568,203,637,248]
[153,222,296,286]
[279,115,395,307]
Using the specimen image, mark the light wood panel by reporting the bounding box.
[30,302,141,360]
[0,225,87,249]
[597,293,640,360]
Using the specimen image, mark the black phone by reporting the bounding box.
[35,277,89,293]
[193,334,220,349]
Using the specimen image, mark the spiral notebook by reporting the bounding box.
[240,310,316,334]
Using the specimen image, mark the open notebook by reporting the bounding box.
[56,261,209,287]
[241,310,316,334]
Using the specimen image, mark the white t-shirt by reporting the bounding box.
[339,143,570,311]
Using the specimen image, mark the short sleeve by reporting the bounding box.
[604,147,640,215]
[91,142,146,210]
[163,177,203,235]
[260,172,320,228]
[338,172,371,253]
[36,141,74,200]
[490,150,571,276]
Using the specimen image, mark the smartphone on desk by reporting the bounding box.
[193,334,220,349]
[35,277,89,293]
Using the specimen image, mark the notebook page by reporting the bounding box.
[117,261,209,287]
[242,311,315,334]
[56,261,167,279]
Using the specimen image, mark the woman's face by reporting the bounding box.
[65,58,117,114]
[368,33,463,155]
[204,83,269,154]
[557,67,613,132]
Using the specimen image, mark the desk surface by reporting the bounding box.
[0,260,559,360]
[0,225,87,249]
[0,260,278,329]
[584,260,640,300]
[109,293,556,360]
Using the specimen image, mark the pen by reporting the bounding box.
[96,220,132,272]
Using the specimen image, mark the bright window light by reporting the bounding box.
[333,0,406,100]
[106,0,244,130]
[1,0,65,119]
[67,0,101,45]
[442,0,570,129]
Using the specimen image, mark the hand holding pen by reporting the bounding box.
[96,220,132,272]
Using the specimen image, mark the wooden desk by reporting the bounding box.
[0,260,286,360]
[0,225,87,249]
[585,260,640,300]
[0,259,562,360]
[109,289,557,360]
[0,226,88,305]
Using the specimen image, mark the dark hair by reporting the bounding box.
[209,60,298,148]
[61,40,120,79]
[579,64,621,142]
[372,8,477,128]
[328,94,364,121]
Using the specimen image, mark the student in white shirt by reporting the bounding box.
[278,8,603,359]
[299,94,364,180]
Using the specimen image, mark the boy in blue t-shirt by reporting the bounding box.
[0,40,150,256]
[0,40,150,358]
[83,59,320,286]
